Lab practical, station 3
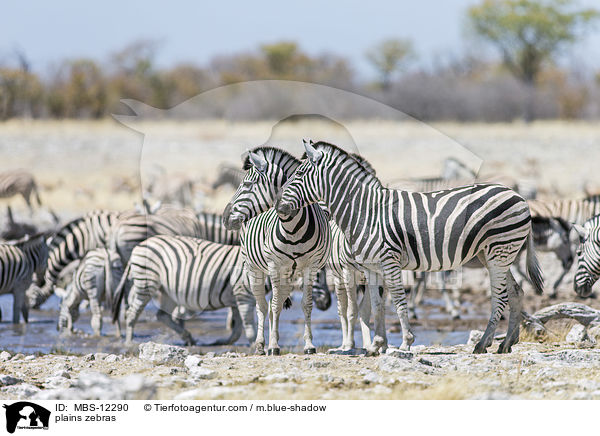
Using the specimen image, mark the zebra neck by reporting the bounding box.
[326,173,382,252]
[275,206,313,239]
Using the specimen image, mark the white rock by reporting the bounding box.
[24,355,35,361]
[184,355,203,369]
[138,342,189,365]
[262,373,289,383]
[378,355,414,372]
[308,360,329,368]
[0,351,11,361]
[94,352,109,360]
[189,367,217,380]
[566,324,588,343]
[1,383,41,398]
[363,370,382,384]
[104,354,121,363]
[0,374,22,386]
[385,349,414,359]
[467,330,484,346]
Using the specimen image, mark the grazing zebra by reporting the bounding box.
[573,215,600,298]
[212,164,246,190]
[111,235,256,346]
[27,210,120,308]
[223,147,331,355]
[277,140,543,354]
[58,248,124,336]
[0,170,42,212]
[0,233,48,323]
[529,196,600,225]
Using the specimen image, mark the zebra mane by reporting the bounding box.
[48,210,114,250]
[302,141,381,185]
[243,146,300,176]
[7,232,47,247]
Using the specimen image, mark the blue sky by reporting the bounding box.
[2,0,599,79]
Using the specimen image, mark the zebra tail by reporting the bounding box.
[111,262,130,323]
[104,250,113,310]
[525,224,544,295]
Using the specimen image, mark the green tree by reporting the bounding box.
[468,0,599,120]
[366,38,415,90]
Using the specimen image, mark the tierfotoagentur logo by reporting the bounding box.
[2,402,50,433]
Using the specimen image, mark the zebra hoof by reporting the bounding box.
[304,347,316,355]
[365,347,380,357]
[254,347,266,356]
[496,342,512,354]
[267,348,280,356]
[472,343,488,354]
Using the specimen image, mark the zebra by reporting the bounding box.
[223,147,331,355]
[1,206,38,241]
[529,196,600,225]
[58,248,124,336]
[111,235,256,346]
[0,233,48,323]
[573,214,600,298]
[0,169,42,212]
[27,209,120,308]
[212,164,246,191]
[277,140,543,354]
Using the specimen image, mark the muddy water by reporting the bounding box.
[0,292,472,355]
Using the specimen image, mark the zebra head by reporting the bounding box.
[276,139,328,218]
[574,219,598,298]
[223,147,300,230]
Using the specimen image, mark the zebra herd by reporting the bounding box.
[0,142,600,356]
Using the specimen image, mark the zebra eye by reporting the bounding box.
[243,180,253,187]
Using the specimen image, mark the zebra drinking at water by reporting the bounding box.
[223,147,331,355]
[0,233,48,323]
[573,214,600,298]
[58,248,124,336]
[111,235,257,346]
[277,140,544,354]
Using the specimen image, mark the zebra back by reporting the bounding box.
[0,170,36,199]
[529,197,600,225]
[0,233,48,293]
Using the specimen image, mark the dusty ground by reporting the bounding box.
[1,340,600,400]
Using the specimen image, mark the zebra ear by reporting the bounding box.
[573,224,589,242]
[249,151,268,173]
[303,139,322,162]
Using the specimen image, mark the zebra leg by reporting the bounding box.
[329,276,349,352]
[89,276,103,336]
[365,269,387,356]
[12,285,28,324]
[550,257,572,298]
[409,272,425,319]
[210,306,243,346]
[156,294,195,346]
[345,277,360,351]
[385,270,414,351]
[498,272,524,354]
[358,284,372,349]
[441,271,460,320]
[474,265,509,354]
[301,270,318,354]
[58,285,82,332]
[124,283,153,344]
[249,270,267,355]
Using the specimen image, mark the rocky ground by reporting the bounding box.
[1,337,600,400]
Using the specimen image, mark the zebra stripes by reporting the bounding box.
[0,233,48,323]
[574,214,600,298]
[0,169,42,211]
[58,248,124,336]
[278,140,543,354]
[529,196,600,225]
[111,235,256,346]
[223,147,331,355]
[212,165,246,190]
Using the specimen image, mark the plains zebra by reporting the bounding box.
[0,233,48,323]
[529,197,600,225]
[27,210,120,308]
[277,140,543,354]
[0,170,42,212]
[573,214,600,298]
[111,235,256,346]
[58,248,124,336]
[223,147,331,355]
[212,164,246,191]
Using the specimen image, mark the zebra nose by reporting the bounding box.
[276,201,293,217]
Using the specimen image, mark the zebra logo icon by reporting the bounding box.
[2,402,50,433]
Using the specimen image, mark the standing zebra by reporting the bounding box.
[111,235,256,346]
[223,147,331,355]
[277,140,543,354]
[0,170,42,212]
[58,248,124,336]
[0,233,48,323]
[573,215,600,298]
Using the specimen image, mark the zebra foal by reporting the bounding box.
[111,235,256,346]
[58,248,124,336]
[277,140,543,354]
